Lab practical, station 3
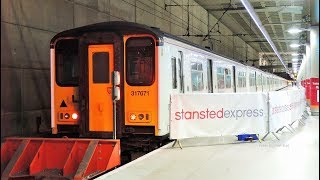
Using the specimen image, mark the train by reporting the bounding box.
[50,21,288,156]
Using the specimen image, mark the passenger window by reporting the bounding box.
[172,57,177,89]
[257,75,261,86]
[126,37,155,86]
[217,67,225,89]
[191,62,204,91]
[225,68,231,88]
[93,52,109,83]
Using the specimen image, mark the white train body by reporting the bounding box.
[157,36,288,136]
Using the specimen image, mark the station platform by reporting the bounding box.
[98,115,319,180]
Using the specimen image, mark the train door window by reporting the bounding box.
[217,67,225,89]
[55,39,79,86]
[237,72,241,87]
[126,37,155,86]
[243,72,247,87]
[191,62,204,91]
[249,73,255,86]
[225,68,231,88]
[178,51,184,93]
[178,58,184,93]
[207,59,213,93]
[237,71,246,87]
[92,52,110,83]
[171,57,177,89]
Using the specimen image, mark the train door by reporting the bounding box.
[87,44,114,132]
[207,59,213,93]
[232,66,236,93]
[178,51,185,93]
[171,51,182,94]
[261,74,264,91]
[171,56,179,93]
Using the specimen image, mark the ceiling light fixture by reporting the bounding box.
[288,28,303,34]
[288,28,309,34]
[240,0,290,74]
[290,43,301,48]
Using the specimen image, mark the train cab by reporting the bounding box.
[50,22,164,141]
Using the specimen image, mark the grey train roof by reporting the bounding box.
[50,21,284,79]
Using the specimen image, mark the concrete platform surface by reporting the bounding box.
[97,115,319,180]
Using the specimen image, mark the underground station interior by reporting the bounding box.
[1,0,319,179]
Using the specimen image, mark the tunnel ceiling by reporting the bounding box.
[194,0,310,76]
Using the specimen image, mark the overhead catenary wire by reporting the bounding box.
[122,0,245,52]
[124,0,206,35]
[73,0,257,64]
[202,0,232,41]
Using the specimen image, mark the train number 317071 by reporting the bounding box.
[130,91,150,96]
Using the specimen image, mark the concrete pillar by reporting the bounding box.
[311,0,319,24]
[297,54,306,84]
[305,44,311,105]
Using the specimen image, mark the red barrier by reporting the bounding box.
[310,77,319,111]
[1,139,23,174]
[1,138,120,179]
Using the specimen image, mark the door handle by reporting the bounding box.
[98,103,103,112]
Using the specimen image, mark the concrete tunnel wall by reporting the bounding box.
[1,0,260,139]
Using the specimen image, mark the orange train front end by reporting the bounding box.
[122,35,160,136]
[50,22,165,151]
[51,38,80,135]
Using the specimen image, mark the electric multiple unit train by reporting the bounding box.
[50,21,288,152]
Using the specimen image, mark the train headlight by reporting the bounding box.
[72,113,78,120]
[128,112,151,123]
[64,113,70,119]
[130,114,136,120]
